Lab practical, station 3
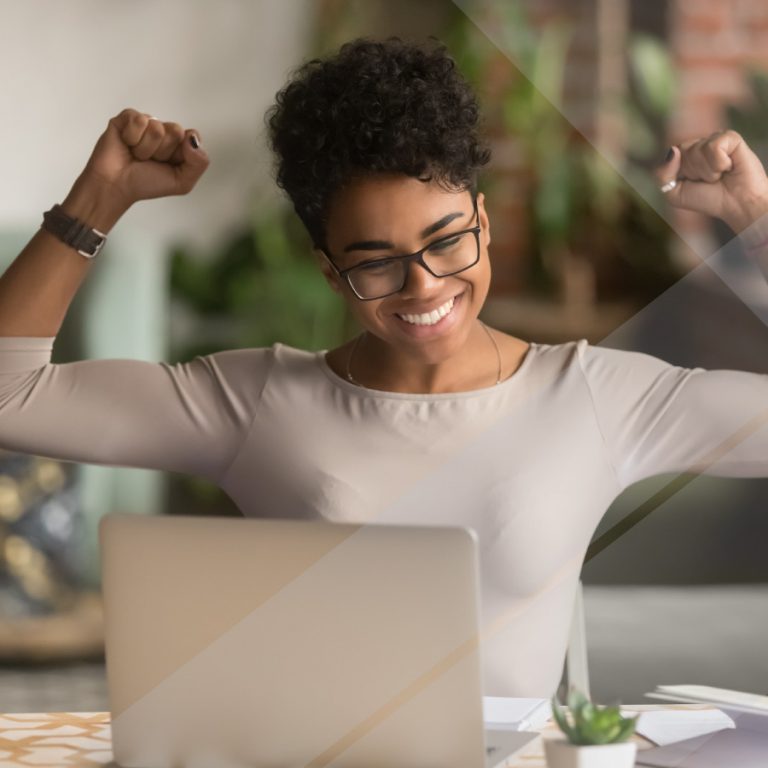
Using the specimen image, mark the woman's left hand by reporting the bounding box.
[655,130,768,232]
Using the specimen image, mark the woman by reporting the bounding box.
[1,37,767,697]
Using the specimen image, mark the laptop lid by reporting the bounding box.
[99,513,496,768]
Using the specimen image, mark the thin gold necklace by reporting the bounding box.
[345,321,503,389]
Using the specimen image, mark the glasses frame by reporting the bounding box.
[321,197,481,301]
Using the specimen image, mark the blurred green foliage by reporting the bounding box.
[167,203,351,364]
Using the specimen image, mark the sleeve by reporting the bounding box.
[576,340,768,489]
[0,337,274,483]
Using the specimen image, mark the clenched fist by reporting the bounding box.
[79,108,209,211]
[655,130,768,233]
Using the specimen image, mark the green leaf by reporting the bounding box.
[567,688,589,715]
[612,715,639,743]
[551,697,578,742]
[629,33,676,115]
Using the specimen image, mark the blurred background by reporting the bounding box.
[1,0,768,710]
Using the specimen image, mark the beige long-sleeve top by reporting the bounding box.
[1,333,767,696]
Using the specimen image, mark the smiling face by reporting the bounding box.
[317,173,492,369]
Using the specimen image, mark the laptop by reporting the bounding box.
[99,513,539,768]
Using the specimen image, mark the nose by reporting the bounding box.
[400,258,444,298]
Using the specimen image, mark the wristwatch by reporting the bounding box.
[40,204,107,259]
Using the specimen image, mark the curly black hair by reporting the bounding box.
[265,36,492,250]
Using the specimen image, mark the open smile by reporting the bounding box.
[393,292,464,336]
[396,295,457,325]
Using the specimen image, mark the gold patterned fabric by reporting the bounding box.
[0,712,112,767]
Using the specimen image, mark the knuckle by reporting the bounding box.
[145,118,164,134]
[166,122,186,140]
[110,107,138,127]
[128,111,148,128]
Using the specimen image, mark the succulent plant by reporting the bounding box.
[551,688,638,746]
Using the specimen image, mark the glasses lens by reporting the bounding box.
[348,259,405,299]
[347,230,479,299]
[423,230,479,276]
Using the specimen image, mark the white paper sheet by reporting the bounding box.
[621,708,734,746]
[482,697,551,731]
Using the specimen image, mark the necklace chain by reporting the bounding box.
[345,332,366,386]
[481,320,503,385]
[345,320,502,388]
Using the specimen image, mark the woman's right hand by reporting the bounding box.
[77,108,210,210]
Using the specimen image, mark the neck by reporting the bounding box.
[346,321,501,394]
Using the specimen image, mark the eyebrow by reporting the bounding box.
[342,210,466,253]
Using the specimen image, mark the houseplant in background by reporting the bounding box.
[545,688,638,768]
[168,201,351,361]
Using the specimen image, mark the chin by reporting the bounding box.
[402,324,474,361]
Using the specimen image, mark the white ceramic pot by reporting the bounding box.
[543,738,637,768]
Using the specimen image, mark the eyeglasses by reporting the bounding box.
[321,198,481,301]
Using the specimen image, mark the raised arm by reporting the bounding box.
[0,108,208,337]
[579,132,768,489]
[0,109,268,483]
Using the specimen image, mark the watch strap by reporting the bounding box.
[41,204,107,259]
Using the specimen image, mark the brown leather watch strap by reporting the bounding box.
[41,204,107,259]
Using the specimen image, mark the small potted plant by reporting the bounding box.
[545,688,639,768]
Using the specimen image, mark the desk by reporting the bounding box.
[0,706,700,767]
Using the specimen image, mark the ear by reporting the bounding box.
[476,191,491,249]
[313,248,344,294]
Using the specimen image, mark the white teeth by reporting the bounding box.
[398,297,455,326]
